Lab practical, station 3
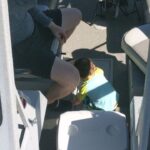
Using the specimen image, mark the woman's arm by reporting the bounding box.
[29,6,66,44]
[29,6,52,27]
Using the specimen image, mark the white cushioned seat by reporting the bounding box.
[57,110,128,150]
[121,24,150,74]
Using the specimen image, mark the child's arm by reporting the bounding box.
[72,81,87,106]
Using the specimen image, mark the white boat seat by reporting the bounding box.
[57,110,128,150]
[121,24,150,74]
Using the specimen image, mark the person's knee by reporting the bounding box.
[70,66,80,90]
[51,57,80,91]
[72,8,82,25]
[61,7,82,32]
[74,8,82,21]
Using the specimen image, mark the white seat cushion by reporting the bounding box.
[57,110,128,150]
[122,24,150,74]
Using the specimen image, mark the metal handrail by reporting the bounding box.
[0,0,19,149]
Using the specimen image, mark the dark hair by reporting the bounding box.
[74,57,92,78]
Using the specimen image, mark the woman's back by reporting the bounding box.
[8,0,36,45]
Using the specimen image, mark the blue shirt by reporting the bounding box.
[77,67,119,111]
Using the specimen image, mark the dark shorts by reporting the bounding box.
[13,9,62,79]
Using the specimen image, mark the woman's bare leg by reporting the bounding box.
[47,8,82,104]
[60,8,82,39]
[47,57,80,104]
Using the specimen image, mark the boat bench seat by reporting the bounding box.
[121,24,150,74]
[57,110,128,150]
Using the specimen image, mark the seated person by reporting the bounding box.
[8,0,82,104]
[73,57,119,111]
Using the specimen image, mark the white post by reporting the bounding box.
[0,0,20,149]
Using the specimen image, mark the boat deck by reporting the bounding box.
[40,0,141,149]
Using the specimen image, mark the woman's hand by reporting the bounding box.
[48,21,67,45]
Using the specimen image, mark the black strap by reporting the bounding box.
[84,96,103,110]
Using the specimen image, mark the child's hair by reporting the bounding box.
[74,57,95,79]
